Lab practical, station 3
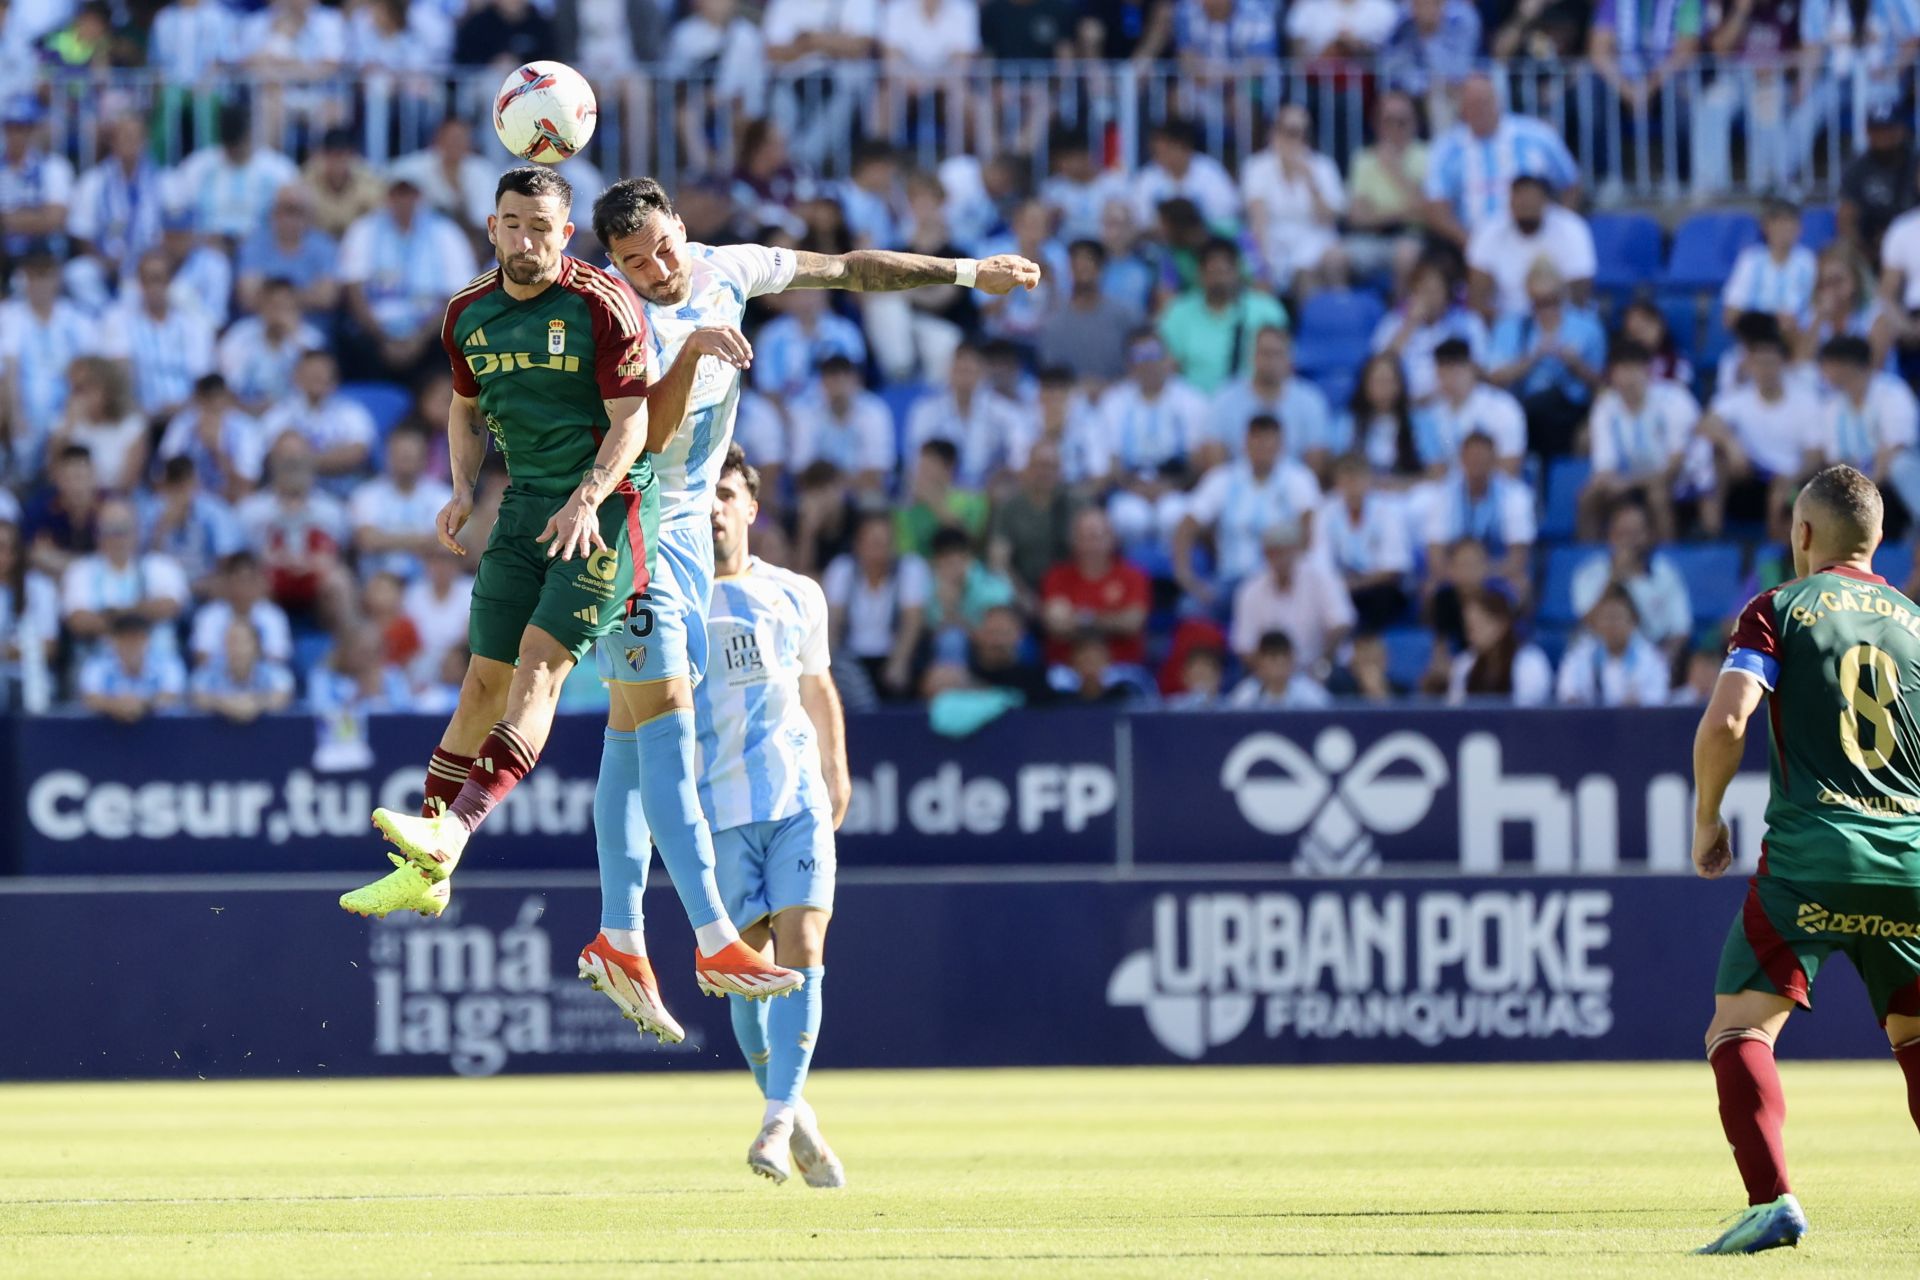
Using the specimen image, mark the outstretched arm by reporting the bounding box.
[788,249,1042,295]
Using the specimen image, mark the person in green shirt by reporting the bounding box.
[1155,237,1289,394]
[895,438,989,556]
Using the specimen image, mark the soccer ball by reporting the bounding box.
[493,60,597,164]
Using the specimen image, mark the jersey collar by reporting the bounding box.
[1816,562,1886,585]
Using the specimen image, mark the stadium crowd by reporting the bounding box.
[6,2,1920,718]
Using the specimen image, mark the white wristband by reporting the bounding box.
[953,258,978,288]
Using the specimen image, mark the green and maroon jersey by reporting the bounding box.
[1728,565,1920,885]
[441,255,653,498]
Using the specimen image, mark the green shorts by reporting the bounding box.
[468,481,659,664]
[1715,875,1920,1022]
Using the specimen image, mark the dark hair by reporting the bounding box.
[1255,630,1295,659]
[1245,414,1281,437]
[258,275,297,295]
[919,437,960,468]
[1733,310,1786,350]
[719,442,761,500]
[1067,237,1106,266]
[797,459,844,490]
[1038,364,1078,388]
[1819,334,1874,368]
[1609,338,1652,367]
[851,140,896,171]
[161,454,197,485]
[818,353,859,377]
[1150,118,1199,149]
[1048,124,1090,157]
[496,165,574,211]
[591,175,673,248]
[1463,588,1520,696]
[192,373,228,397]
[1801,463,1885,549]
[981,338,1023,365]
[1349,353,1419,476]
[109,613,150,638]
[221,550,261,574]
[1762,195,1801,221]
[929,526,973,559]
[952,339,989,363]
[1185,645,1225,669]
[1198,236,1240,269]
[1433,337,1474,366]
[1460,429,1496,453]
[1510,174,1550,196]
[57,443,92,467]
[19,248,56,274]
[1591,581,1642,626]
[387,420,430,445]
[217,102,250,149]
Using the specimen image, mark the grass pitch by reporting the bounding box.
[2,1063,1916,1278]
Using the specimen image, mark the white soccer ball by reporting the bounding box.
[492,60,597,164]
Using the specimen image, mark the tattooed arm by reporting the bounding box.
[788,249,1043,295]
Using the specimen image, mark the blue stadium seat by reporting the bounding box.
[339,381,412,439]
[1381,625,1437,691]
[1700,305,1735,370]
[880,381,930,461]
[1799,205,1837,252]
[1531,625,1570,668]
[1875,539,1914,587]
[1539,457,1591,543]
[1306,364,1359,413]
[292,630,334,681]
[1294,288,1386,384]
[1538,543,1602,627]
[1658,295,1699,363]
[1588,213,1664,299]
[1665,542,1746,624]
[1661,211,1761,293]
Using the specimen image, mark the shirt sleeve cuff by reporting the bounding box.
[1722,648,1779,691]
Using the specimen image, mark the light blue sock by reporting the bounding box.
[766,966,825,1106]
[595,729,649,930]
[633,708,729,931]
[728,994,772,1096]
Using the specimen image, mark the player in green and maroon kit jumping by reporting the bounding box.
[1692,464,1920,1253]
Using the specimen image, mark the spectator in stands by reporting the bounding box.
[403,550,473,682]
[1571,499,1694,655]
[1841,103,1917,258]
[967,602,1054,703]
[1240,104,1347,295]
[823,509,928,700]
[1412,338,1527,473]
[257,351,376,488]
[142,454,242,595]
[1175,413,1323,605]
[454,0,554,70]
[1466,175,1597,319]
[23,446,100,576]
[189,551,292,668]
[1802,246,1893,370]
[1343,91,1429,287]
[1445,587,1551,705]
[1425,532,1488,648]
[1039,240,1140,385]
[243,0,349,98]
[217,279,324,416]
[895,439,988,556]
[154,207,236,330]
[1422,73,1580,248]
[156,376,264,504]
[787,355,896,494]
[1229,520,1354,674]
[49,356,147,495]
[1340,353,1422,479]
[1050,628,1136,704]
[1619,297,1695,388]
[301,127,384,240]
[1588,0,1701,184]
[1228,630,1331,708]
[308,624,415,712]
[1315,451,1413,628]
[979,200,1067,349]
[754,288,869,402]
[1486,259,1607,457]
[923,527,1017,663]
[60,496,189,663]
[664,0,768,139]
[360,570,422,670]
[351,0,447,77]
[1372,258,1489,403]
[1555,583,1672,707]
[789,461,856,577]
[99,249,216,426]
[351,424,455,581]
[171,103,298,241]
[1039,506,1149,666]
[190,618,295,722]
[79,615,185,722]
[1424,429,1536,594]
[1097,197,1158,316]
[150,0,238,86]
[0,519,57,709]
[1209,326,1332,471]
[1286,0,1397,56]
[1669,644,1725,705]
[1038,131,1128,243]
[1580,340,1699,542]
[1691,0,1828,200]
[238,433,352,627]
[1809,335,1920,515]
[0,250,94,483]
[0,96,70,259]
[339,175,477,380]
[1722,197,1817,336]
[879,0,980,102]
[65,114,163,311]
[1328,629,1399,702]
[389,117,495,239]
[1022,366,1110,489]
[1380,0,1481,103]
[1157,238,1288,394]
[990,441,1079,609]
[1165,643,1226,708]
[1696,322,1820,536]
[1133,119,1241,229]
[837,143,907,251]
[1098,333,1210,544]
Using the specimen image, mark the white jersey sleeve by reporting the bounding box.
[703,242,800,299]
[795,574,831,675]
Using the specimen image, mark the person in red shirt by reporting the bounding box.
[1039,507,1150,666]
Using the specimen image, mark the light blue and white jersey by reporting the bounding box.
[1410,383,1527,467]
[1587,381,1700,476]
[79,645,187,703]
[1313,491,1414,578]
[1810,372,1920,468]
[696,556,833,833]
[0,298,96,472]
[635,243,799,527]
[1421,471,1537,553]
[1423,115,1579,235]
[1554,632,1671,707]
[1209,375,1334,458]
[1187,458,1323,581]
[1721,245,1818,322]
[97,302,216,419]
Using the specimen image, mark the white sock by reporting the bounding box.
[794,1098,817,1129]
[601,927,646,957]
[763,1099,796,1128]
[694,919,739,954]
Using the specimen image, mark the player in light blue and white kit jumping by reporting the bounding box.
[702,446,851,1186]
[576,177,1040,1049]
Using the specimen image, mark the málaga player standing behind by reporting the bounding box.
[1692,464,1920,1254]
[702,446,849,1186]
[574,177,1040,1043]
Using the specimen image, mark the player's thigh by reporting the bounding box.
[1712,876,1834,1026]
[1839,886,1920,1034]
[527,489,642,665]
[765,808,836,968]
[713,820,774,934]
[1707,991,1797,1049]
[595,522,710,691]
[467,493,548,665]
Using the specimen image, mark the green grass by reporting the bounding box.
[2,1063,1916,1278]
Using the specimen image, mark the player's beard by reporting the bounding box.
[633,262,694,307]
[501,253,557,287]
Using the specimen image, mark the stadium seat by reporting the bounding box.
[1799,205,1837,252]
[1588,213,1664,300]
[1531,624,1570,668]
[1538,543,1602,627]
[1538,457,1591,543]
[1700,305,1735,371]
[1665,542,1746,625]
[1875,539,1914,587]
[1294,289,1386,378]
[1660,211,1761,293]
[1658,294,1699,364]
[340,381,412,439]
[1381,625,1438,691]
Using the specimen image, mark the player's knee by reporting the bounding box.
[772,908,829,967]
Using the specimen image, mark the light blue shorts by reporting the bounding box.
[595,521,713,686]
[713,808,837,929]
